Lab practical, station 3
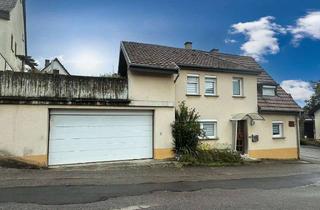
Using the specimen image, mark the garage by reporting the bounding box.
[48,110,153,165]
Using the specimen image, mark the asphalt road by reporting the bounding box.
[0,145,320,209]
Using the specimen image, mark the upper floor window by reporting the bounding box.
[232,78,243,96]
[205,76,217,96]
[272,121,284,138]
[262,85,276,96]
[187,74,199,95]
[199,120,217,139]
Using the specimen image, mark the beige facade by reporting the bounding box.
[315,109,320,140]
[0,0,26,71]
[0,104,174,166]
[175,70,257,147]
[174,69,298,159]
[248,114,299,159]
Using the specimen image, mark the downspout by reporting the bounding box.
[296,113,301,159]
[174,68,180,83]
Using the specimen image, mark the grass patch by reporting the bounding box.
[178,148,244,167]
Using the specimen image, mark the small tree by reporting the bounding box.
[304,81,320,113]
[172,101,202,155]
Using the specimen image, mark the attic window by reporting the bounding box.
[262,85,276,96]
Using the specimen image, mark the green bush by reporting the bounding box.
[179,147,243,166]
[172,102,203,155]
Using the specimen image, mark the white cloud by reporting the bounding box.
[231,16,286,61]
[288,11,320,45]
[280,80,314,106]
[224,39,237,44]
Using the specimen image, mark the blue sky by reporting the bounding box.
[26,0,320,105]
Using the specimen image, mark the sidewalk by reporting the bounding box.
[0,160,318,188]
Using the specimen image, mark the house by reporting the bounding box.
[118,41,302,159]
[41,58,71,75]
[0,0,26,71]
[0,41,301,167]
[310,104,320,140]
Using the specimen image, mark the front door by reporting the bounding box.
[236,120,247,154]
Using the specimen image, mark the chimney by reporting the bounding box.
[45,59,50,67]
[184,41,192,49]
[210,48,219,53]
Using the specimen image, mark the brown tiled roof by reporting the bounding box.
[121,41,301,113]
[122,42,261,74]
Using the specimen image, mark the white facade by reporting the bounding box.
[42,59,70,75]
[0,0,26,72]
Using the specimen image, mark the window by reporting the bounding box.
[263,85,276,96]
[11,35,14,52]
[200,120,217,139]
[205,76,217,96]
[233,78,243,96]
[187,75,199,95]
[272,121,284,138]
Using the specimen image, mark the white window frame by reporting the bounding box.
[272,121,284,138]
[199,119,218,139]
[262,85,276,96]
[232,77,243,96]
[205,76,217,96]
[186,74,200,95]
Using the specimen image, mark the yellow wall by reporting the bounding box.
[249,148,298,159]
[175,70,258,147]
[247,114,299,159]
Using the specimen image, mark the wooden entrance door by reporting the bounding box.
[236,120,247,154]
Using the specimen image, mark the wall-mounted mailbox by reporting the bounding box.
[289,121,295,127]
[252,134,259,142]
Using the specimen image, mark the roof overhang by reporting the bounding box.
[0,10,10,20]
[259,108,303,115]
[129,64,179,75]
[179,64,261,75]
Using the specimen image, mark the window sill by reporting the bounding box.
[204,94,219,97]
[273,137,286,140]
[199,137,219,141]
[186,94,201,97]
[232,95,246,98]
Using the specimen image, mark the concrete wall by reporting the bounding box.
[0,1,25,71]
[0,71,128,103]
[248,114,298,159]
[175,69,258,148]
[315,110,320,140]
[0,105,174,166]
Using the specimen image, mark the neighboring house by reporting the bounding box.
[0,0,26,71]
[0,41,302,167]
[41,58,71,75]
[310,105,320,140]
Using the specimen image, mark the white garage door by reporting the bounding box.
[48,110,153,165]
